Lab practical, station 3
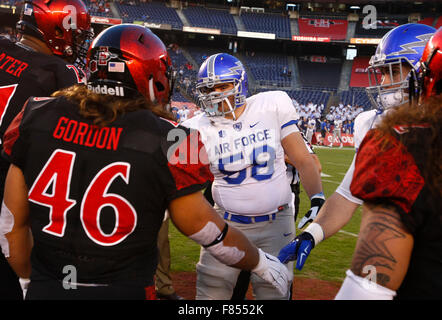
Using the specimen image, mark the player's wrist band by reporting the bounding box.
[310,192,325,200]
[203,223,228,248]
[304,222,324,246]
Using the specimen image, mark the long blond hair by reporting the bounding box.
[52,85,175,127]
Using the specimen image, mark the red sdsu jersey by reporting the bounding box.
[0,37,85,142]
[350,126,442,299]
[2,96,212,286]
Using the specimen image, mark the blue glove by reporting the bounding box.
[278,232,315,271]
[297,195,325,229]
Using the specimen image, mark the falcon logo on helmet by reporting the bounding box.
[87,24,174,106]
[196,53,248,119]
[366,23,436,110]
[16,0,94,70]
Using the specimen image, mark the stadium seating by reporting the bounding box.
[242,52,292,87]
[298,17,348,40]
[340,88,372,110]
[298,60,343,88]
[115,1,183,29]
[240,12,291,39]
[182,6,237,35]
[288,89,332,106]
[83,0,113,17]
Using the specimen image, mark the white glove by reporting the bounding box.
[251,248,293,297]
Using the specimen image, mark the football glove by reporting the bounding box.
[252,248,293,297]
[278,231,314,271]
[297,193,325,229]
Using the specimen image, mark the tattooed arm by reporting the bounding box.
[350,202,414,291]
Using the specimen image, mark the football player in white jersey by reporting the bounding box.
[330,116,343,148]
[182,53,324,300]
[278,23,436,272]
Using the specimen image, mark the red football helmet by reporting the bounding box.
[87,24,174,106]
[16,0,93,67]
[418,27,442,99]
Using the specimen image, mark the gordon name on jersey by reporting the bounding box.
[183,91,299,216]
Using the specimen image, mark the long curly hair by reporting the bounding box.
[374,95,442,199]
[52,85,175,127]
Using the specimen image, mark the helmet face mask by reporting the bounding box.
[16,0,93,69]
[196,53,248,119]
[365,23,436,110]
[367,59,412,109]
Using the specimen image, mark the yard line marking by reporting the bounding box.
[321,172,331,177]
[338,230,358,237]
[322,179,340,185]
[325,162,351,167]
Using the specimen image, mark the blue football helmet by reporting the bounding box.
[196,53,248,119]
[366,23,435,109]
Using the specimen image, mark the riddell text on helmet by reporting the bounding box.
[87,84,125,96]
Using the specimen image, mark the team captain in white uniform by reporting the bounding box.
[183,53,324,300]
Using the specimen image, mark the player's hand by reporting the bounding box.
[252,248,293,297]
[278,232,314,270]
[297,194,325,229]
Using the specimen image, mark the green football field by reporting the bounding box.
[168,146,361,284]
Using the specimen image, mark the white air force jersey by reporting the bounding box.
[336,109,386,204]
[183,91,300,216]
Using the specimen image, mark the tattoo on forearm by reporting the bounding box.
[352,206,407,287]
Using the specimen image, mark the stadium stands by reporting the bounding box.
[298,59,343,88]
[115,1,183,29]
[182,6,237,35]
[242,52,292,87]
[288,89,332,106]
[240,12,291,39]
[298,17,348,41]
[83,0,113,17]
[340,87,372,110]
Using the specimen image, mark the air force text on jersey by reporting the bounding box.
[166,126,277,167]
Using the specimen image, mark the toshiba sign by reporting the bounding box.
[292,35,331,42]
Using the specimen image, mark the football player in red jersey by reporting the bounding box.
[335,27,442,300]
[0,0,92,300]
[0,24,292,300]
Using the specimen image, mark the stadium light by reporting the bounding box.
[350,6,360,10]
